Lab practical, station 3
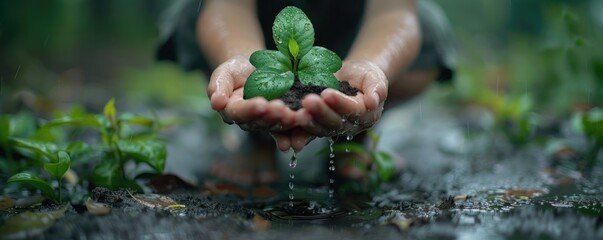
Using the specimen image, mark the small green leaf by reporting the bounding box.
[372,151,395,182]
[298,46,343,73]
[10,138,58,160]
[289,38,299,59]
[43,115,101,129]
[249,50,292,72]
[244,69,295,100]
[117,140,166,173]
[272,6,314,60]
[44,151,70,180]
[298,71,340,90]
[104,98,117,128]
[7,173,56,202]
[91,158,124,190]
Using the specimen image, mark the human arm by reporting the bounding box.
[198,0,297,134]
[292,0,422,146]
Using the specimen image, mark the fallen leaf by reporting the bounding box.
[0,207,66,239]
[0,196,15,210]
[453,195,470,201]
[85,197,111,216]
[390,218,415,232]
[128,191,182,209]
[506,188,549,199]
[253,214,270,231]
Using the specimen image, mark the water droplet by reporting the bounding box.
[289,153,297,168]
[329,160,334,165]
[341,118,347,123]
[330,178,334,184]
[329,153,335,158]
[329,165,335,171]
[346,135,354,141]
[289,182,294,190]
[345,148,350,153]
[289,173,295,179]
[289,194,294,200]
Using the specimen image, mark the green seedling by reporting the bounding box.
[7,151,71,204]
[320,131,395,195]
[244,6,342,100]
[1,98,167,197]
[571,108,603,170]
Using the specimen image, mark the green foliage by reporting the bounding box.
[244,6,342,100]
[571,108,603,169]
[321,131,395,195]
[8,151,71,204]
[2,99,167,203]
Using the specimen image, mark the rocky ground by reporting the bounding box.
[1,88,602,240]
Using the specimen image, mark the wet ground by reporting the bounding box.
[2,88,602,239]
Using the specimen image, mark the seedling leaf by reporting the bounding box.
[272,6,314,59]
[298,46,342,73]
[7,172,56,202]
[44,151,70,180]
[117,140,166,173]
[10,138,58,160]
[249,50,292,72]
[244,69,295,100]
[372,152,395,182]
[298,71,340,89]
[104,98,117,129]
[289,38,299,59]
[91,158,125,190]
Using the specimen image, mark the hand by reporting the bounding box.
[294,60,388,141]
[207,55,297,135]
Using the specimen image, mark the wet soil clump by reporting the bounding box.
[279,79,358,111]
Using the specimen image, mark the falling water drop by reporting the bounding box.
[289,193,294,200]
[330,178,334,184]
[346,135,354,141]
[289,182,294,190]
[329,165,335,171]
[290,173,295,179]
[289,152,297,168]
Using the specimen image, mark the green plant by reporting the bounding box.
[243,6,342,100]
[2,99,167,199]
[322,131,395,195]
[7,151,71,204]
[571,108,603,170]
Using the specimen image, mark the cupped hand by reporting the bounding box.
[207,55,297,135]
[294,60,388,141]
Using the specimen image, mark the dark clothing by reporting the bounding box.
[156,0,457,81]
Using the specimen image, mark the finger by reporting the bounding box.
[360,71,388,110]
[290,128,315,152]
[227,97,269,123]
[207,69,235,111]
[321,88,365,116]
[295,108,332,137]
[301,94,342,129]
[271,132,291,152]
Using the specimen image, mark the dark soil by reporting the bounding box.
[279,79,358,111]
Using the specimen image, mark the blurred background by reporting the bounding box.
[1,0,601,117]
[1,0,602,179]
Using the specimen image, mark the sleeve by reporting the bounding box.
[155,0,211,72]
[409,0,458,82]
